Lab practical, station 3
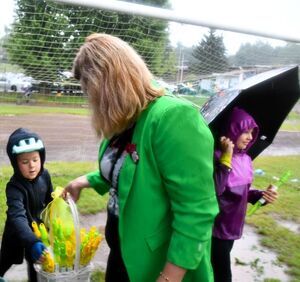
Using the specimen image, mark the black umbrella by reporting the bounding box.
[200,65,300,159]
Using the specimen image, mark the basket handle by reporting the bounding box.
[67,194,81,272]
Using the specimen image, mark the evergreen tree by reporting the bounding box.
[5,0,173,80]
[231,41,275,66]
[192,29,229,75]
[230,41,300,66]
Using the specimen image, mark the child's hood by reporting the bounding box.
[225,107,259,152]
[6,128,46,175]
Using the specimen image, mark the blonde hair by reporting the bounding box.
[73,33,164,138]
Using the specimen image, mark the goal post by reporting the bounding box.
[53,0,300,43]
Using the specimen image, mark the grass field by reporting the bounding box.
[0,102,89,115]
[248,156,300,281]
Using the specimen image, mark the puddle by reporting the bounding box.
[276,218,300,233]
[231,224,290,282]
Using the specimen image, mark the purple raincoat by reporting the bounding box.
[213,107,263,240]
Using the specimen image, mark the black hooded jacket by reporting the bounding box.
[0,128,53,265]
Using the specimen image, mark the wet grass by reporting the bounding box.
[247,155,300,281]
[91,270,105,281]
[281,120,300,131]
[0,102,89,115]
[0,92,88,107]
[178,94,208,107]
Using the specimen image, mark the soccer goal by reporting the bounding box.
[0,0,299,105]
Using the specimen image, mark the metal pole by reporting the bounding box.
[52,0,300,43]
[180,52,184,83]
[176,47,182,84]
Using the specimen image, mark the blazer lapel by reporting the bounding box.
[118,131,139,213]
[117,100,154,217]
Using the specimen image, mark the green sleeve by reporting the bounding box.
[153,101,218,269]
[86,141,110,195]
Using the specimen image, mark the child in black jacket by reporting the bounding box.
[0,128,53,282]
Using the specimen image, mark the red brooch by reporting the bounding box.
[125,143,139,164]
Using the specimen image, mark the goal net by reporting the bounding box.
[0,0,299,164]
[1,0,299,103]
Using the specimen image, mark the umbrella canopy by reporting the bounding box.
[200,65,300,159]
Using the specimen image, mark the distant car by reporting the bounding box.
[156,79,177,93]
[0,76,10,92]
[176,83,197,95]
[10,78,32,92]
[0,75,32,93]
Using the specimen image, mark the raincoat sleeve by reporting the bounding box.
[247,188,263,204]
[153,102,218,269]
[214,156,231,196]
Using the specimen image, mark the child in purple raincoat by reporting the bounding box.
[211,107,278,282]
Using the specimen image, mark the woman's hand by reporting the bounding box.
[61,175,90,202]
[262,185,278,204]
[156,262,186,282]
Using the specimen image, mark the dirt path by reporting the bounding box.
[1,114,300,166]
[0,114,99,165]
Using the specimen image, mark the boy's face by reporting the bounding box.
[16,151,41,180]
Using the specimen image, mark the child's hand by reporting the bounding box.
[262,185,278,204]
[36,250,48,264]
[220,136,234,155]
[31,241,46,262]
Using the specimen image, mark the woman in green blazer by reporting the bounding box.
[63,33,218,282]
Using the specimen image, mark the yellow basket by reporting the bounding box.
[36,264,92,282]
[35,195,93,282]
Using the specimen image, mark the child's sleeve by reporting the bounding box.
[214,155,231,196]
[248,188,263,204]
[219,152,232,168]
[6,184,40,251]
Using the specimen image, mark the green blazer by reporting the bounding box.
[87,95,218,281]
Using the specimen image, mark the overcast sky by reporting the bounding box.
[0,0,15,36]
[1,0,299,55]
[169,0,299,54]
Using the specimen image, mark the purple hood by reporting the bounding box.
[217,107,259,186]
[225,107,259,153]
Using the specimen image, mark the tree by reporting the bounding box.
[192,29,229,75]
[273,43,300,65]
[5,0,172,80]
[229,41,300,67]
[231,41,275,66]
